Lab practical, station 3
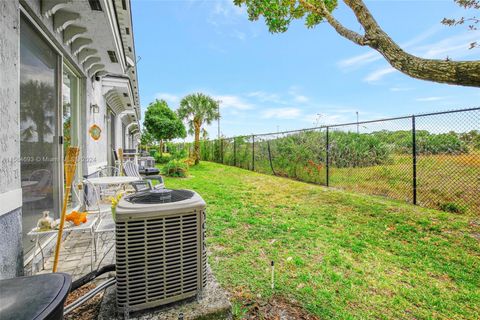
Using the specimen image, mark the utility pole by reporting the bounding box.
[356,111,359,134]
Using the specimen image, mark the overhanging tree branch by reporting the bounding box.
[300,0,367,46]
[304,0,480,87]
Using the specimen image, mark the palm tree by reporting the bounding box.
[177,93,220,165]
[20,80,55,143]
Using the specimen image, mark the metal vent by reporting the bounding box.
[126,189,194,204]
[107,50,118,63]
[115,191,206,312]
[88,0,102,11]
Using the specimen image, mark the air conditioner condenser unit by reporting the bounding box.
[115,189,207,312]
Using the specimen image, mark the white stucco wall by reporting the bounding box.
[86,80,109,174]
[0,0,24,279]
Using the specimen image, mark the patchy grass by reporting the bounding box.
[254,154,480,215]
[163,162,480,319]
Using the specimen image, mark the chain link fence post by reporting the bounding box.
[252,135,255,171]
[326,126,330,187]
[220,138,224,164]
[412,115,417,205]
[233,137,237,167]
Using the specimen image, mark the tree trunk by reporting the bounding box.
[343,0,480,87]
[301,0,480,87]
[194,121,201,165]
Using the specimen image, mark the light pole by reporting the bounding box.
[217,109,221,140]
[356,111,359,134]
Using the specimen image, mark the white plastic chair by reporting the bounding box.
[123,160,165,189]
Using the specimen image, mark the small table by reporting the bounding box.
[84,176,140,260]
[85,176,140,185]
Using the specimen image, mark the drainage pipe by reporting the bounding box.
[71,264,116,291]
[64,277,116,316]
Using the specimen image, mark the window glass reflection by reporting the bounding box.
[20,18,60,254]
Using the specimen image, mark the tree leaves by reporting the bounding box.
[143,99,186,142]
[234,0,338,33]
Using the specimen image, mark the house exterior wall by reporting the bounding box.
[0,0,23,280]
[0,0,140,279]
[86,80,109,174]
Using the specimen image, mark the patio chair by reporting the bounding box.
[130,180,154,192]
[123,160,165,189]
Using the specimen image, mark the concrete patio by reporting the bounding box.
[32,229,231,320]
[36,231,116,281]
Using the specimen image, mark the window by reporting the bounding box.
[88,0,102,11]
[20,17,61,254]
[107,50,118,63]
[62,65,82,208]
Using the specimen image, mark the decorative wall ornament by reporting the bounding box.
[89,124,102,141]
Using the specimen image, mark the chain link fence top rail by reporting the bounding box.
[173,108,479,215]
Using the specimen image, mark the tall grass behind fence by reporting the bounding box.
[173,108,480,214]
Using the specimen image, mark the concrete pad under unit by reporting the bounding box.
[98,267,232,320]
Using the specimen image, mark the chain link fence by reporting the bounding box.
[175,108,480,214]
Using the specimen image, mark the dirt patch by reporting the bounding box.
[235,293,319,320]
[64,283,104,320]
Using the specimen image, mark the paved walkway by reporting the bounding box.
[37,231,115,280]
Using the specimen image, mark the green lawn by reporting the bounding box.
[162,161,479,319]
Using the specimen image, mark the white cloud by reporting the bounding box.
[154,93,180,105]
[207,1,245,27]
[294,95,309,103]
[288,86,309,104]
[247,91,282,103]
[363,67,397,83]
[338,51,381,69]
[232,30,246,41]
[419,32,479,60]
[215,95,254,110]
[262,108,301,119]
[415,96,449,102]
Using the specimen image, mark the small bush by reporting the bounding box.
[154,152,171,164]
[162,159,189,177]
[170,147,188,160]
[439,202,467,214]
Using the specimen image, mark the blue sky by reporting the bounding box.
[132,0,479,139]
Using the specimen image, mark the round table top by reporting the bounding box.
[85,176,140,185]
[21,180,38,187]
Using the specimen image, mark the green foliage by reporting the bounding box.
[459,130,480,150]
[143,99,186,142]
[234,0,338,33]
[439,202,467,214]
[370,130,470,155]
[154,152,171,164]
[177,93,220,164]
[140,129,154,145]
[329,131,390,167]
[166,142,189,159]
[177,93,220,136]
[162,159,189,177]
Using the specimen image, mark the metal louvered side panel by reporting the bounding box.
[201,210,207,288]
[116,210,205,312]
